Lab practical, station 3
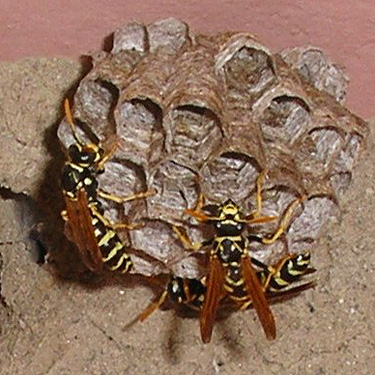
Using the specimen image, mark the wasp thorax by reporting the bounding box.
[218,238,243,262]
[214,220,244,236]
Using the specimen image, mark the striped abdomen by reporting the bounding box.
[91,208,132,273]
[223,263,250,304]
[166,252,313,309]
[258,253,312,292]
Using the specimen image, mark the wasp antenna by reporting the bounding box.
[184,208,212,222]
[64,98,84,147]
[96,141,117,170]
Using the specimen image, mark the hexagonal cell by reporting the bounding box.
[57,115,90,152]
[246,171,306,241]
[147,18,191,53]
[259,184,301,219]
[74,79,119,141]
[222,46,276,96]
[200,152,259,204]
[112,22,148,54]
[288,195,340,253]
[115,98,164,167]
[164,105,223,168]
[96,159,149,220]
[215,35,277,103]
[169,253,206,279]
[57,80,119,154]
[88,50,143,89]
[147,159,198,223]
[281,47,348,104]
[239,190,305,266]
[329,132,363,195]
[129,219,188,273]
[294,127,344,179]
[260,95,312,145]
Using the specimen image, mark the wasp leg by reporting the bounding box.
[244,170,277,225]
[183,173,210,221]
[96,141,118,170]
[262,196,306,245]
[112,222,145,231]
[194,175,205,213]
[97,189,155,204]
[249,169,268,218]
[172,225,202,252]
[90,205,144,231]
[259,255,293,290]
[138,290,168,321]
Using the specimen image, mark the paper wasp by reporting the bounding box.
[139,251,314,317]
[61,99,153,273]
[140,171,309,342]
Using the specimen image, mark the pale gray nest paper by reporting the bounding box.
[56,18,367,277]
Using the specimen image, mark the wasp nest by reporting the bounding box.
[57,18,368,278]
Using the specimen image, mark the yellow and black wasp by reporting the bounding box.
[140,171,312,343]
[140,251,314,316]
[61,99,153,273]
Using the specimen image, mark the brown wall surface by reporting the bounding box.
[1,0,374,118]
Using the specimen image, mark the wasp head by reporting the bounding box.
[211,199,245,236]
[68,143,104,170]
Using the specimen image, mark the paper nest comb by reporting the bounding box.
[57,18,368,279]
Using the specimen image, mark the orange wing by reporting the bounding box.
[241,256,276,340]
[200,255,226,343]
[64,189,103,272]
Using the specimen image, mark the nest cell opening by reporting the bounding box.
[148,160,198,222]
[260,95,312,145]
[167,105,223,167]
[75,79,120,139]
[115,98,164,165]
[223,47,276,95]
[200,152,260,204]
[295,127,344,178]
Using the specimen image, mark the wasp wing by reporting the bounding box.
[200,255,225,343]
[64,189,103,272]
[241,255,276,340]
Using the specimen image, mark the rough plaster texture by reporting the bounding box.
[1,1,374,118]
[0,58,375,375]
[0,58,81,195]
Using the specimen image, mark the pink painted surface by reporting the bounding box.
[1,0,374,118]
